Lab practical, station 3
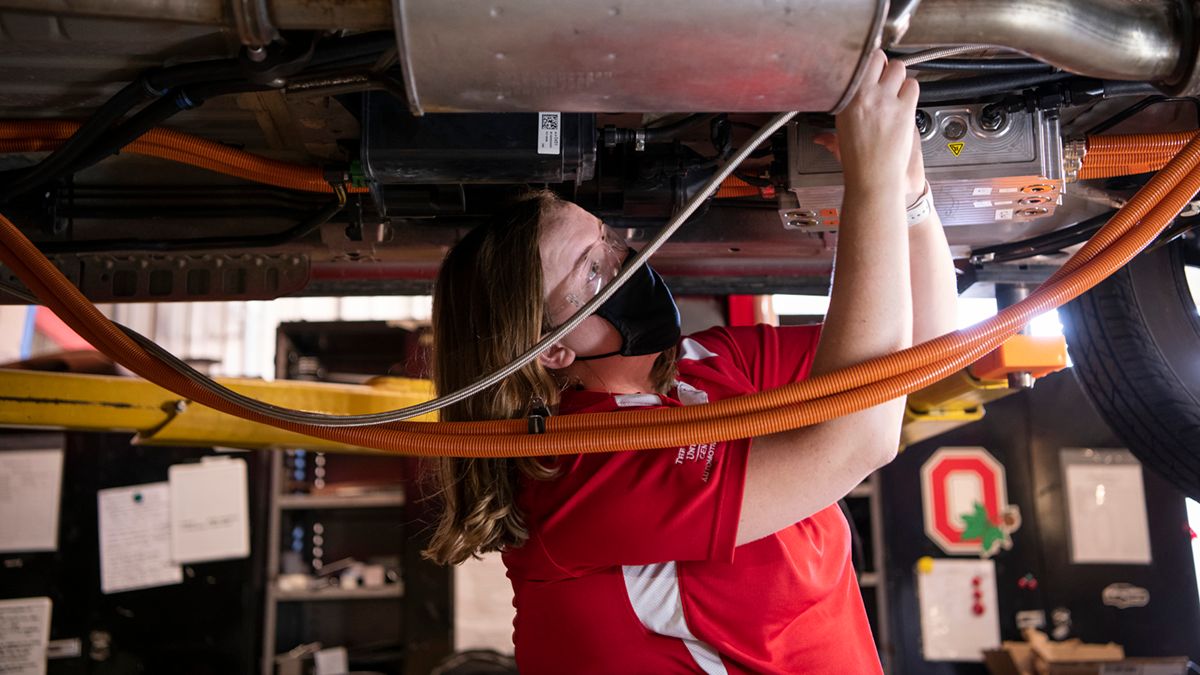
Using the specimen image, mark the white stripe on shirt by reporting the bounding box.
[680,338,718,361]
[622,562,728,674]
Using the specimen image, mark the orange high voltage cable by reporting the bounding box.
[2,137,1199,454]
[1078,130,1200,179]
[0,121,368,194]
[0,131,1198,455]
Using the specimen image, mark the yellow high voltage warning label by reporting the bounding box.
[947,142,965,156]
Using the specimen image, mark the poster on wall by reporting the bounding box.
[0,449,64,553]
[1061,448,1152,565]
[97,482,183,594]
[0,597,52,675]
[917,557,1001,661]
[921,447,1021,557]
[168,457,250,564]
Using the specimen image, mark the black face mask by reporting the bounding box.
[574,249,681,361]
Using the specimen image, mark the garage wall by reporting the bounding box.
[102,296,433,378]
[881,371,1200,673]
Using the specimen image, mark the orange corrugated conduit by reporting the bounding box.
[0,120,368,194]
[0,122,1198,454]
[1078,130,1200,180]
[0,129,1197,455]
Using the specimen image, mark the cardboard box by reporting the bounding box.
[983,631,1187,675]
[985,642,1036,675]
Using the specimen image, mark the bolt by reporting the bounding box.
[1007,372,1035,389]
[246,45,267,63]
[943,117,968,141]
[915,109,932,135]
[979,105,1006,132]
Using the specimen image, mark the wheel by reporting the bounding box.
[1060,236,1200,499]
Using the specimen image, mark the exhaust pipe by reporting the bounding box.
[8,0,1200,107]
[893,0,1186,83]
[0,0,393,45]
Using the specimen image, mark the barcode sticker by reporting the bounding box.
[972,187,993,196]
[995,208,1014,221]
[973,200,993,208]
[538,112,561,155]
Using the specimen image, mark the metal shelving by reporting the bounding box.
[271,584,405,602]
[277,492,406,510]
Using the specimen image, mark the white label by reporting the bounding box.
[973,200,992,208]
[1102,583,1150,609]
[998,187,1019,193]
[995,208,1014,221]
[1015,610,1046,630]
[993,200,1014,206]
[537,112,561,155]
[972,187,992,196]
[46,638,81,660]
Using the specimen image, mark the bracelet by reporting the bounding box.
[905,180,933,227]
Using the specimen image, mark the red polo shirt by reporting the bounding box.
[502,324,881,674]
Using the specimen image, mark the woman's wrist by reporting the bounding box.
[904,180,937,228]
[904,175,927,207]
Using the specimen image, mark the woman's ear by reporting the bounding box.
[537,342,575,370]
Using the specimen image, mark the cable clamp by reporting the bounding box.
[173,91,198,111]
[138,72,170,98]
[527,395,550,435]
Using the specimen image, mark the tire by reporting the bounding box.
[1060,238,1200,499]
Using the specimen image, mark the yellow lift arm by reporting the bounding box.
[0,369,434,453]
[0,336,1066,453]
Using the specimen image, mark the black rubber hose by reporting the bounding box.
[0,80,153,203]
[36,198,343,254]
[971,211,1113,263]
[66,81,273,176]
[909,59,1055,74]
[144,60,245,91]
[306,31,396,69]
[918,72,1075,103]
[0,32,394,204]
[1086,96,1200,135]
[0,59,257,203]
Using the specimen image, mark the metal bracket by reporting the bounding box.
[1,253,310,303]
[229,0,277,47]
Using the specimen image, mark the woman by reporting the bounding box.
[427,51,957,673]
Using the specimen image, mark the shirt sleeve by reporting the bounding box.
[526,436,750,572]
[689,323,823,390]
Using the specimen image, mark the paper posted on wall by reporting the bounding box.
[1062,448,1152,565]
[168,458,250,564]
[0,597,52,675]
[97,483,182,594]
[917,557,1001,662]
[0,449,64,552]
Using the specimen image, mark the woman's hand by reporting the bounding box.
[813,50,923,203]
[815,129,927,205]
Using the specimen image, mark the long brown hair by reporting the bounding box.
[425,189,677,565]
[425,190,562,565]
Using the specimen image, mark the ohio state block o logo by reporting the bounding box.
[921,447,1018,556]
